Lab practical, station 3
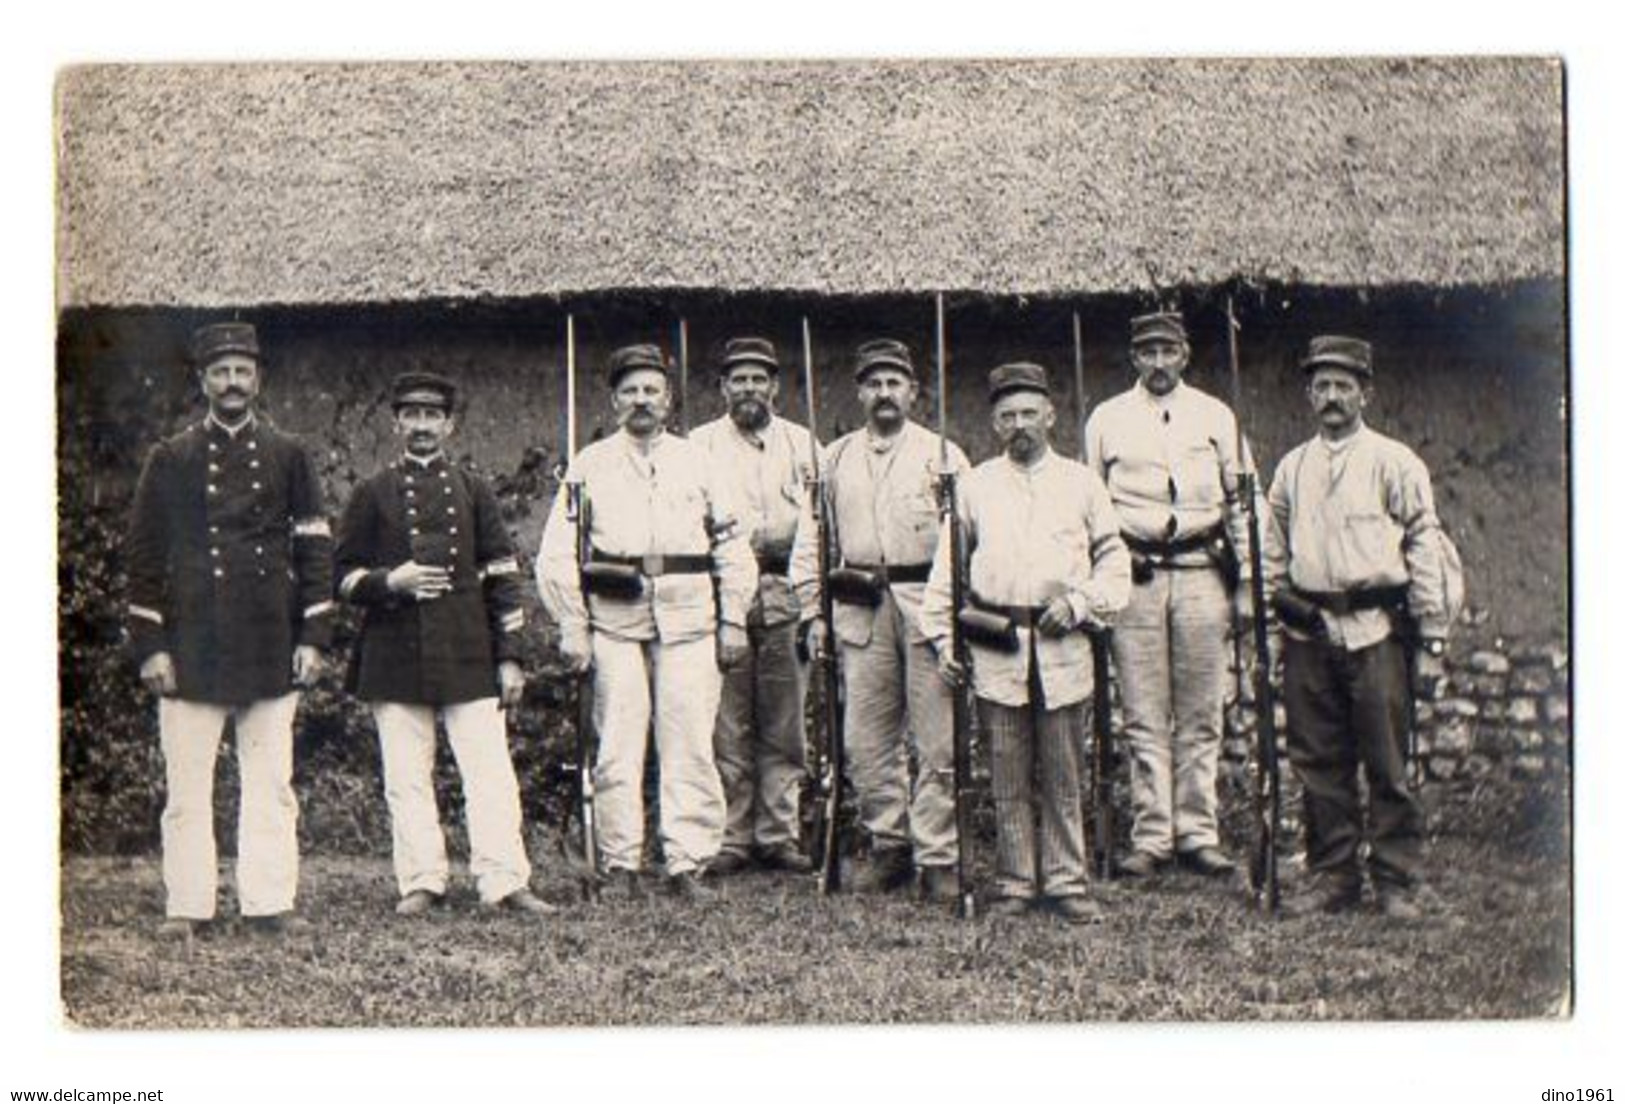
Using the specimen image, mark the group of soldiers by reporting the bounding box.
[124,309,1460,939]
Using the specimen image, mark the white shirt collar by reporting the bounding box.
[1318,423,1367,455]
[401,449,447,469]
[1134,380,1184,411]
[205,411,257,438]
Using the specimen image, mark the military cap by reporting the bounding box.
[390,370,458,412]
[987,362,1051,404]
[191,321,259,366]
[1301,335,1374,378]
[853,338,915,382]
[721,337,780,375]
[1129,311,1188,347]
[607,343,669,388]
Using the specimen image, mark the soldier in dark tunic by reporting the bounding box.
[125,321,334,938]
[335,371,552,917]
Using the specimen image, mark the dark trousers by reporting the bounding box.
[1281,634,1422,890]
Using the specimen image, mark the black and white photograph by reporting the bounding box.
[13,7,1619,1101]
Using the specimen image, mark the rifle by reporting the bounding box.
[801,318,846,893]
[934,293,976,921]
[1074,312,1116,881]
[675,317,690,436]
[563,314,602,901]
[1226,296,1281,916]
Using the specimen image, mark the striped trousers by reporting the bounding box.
[979,694,1091,901]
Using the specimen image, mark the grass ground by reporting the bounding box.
[60,829,1568,1028]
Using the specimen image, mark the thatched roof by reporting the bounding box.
[55,58,1563,309]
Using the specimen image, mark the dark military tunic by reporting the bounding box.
[335,452,526,705]
[125,415,335,704]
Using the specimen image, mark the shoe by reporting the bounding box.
[1116,850,1168,878]
[1285,879,1362,918]
[1178,846,1237,877]
[155,917,200,941]
[395,889,443,917]
[489,888,558,916]
[1050,895,1105,926]
[665,870,718,902]
[756,844,814,875]
[708,850,752,877]
[852,847,915,894]
[247,912,311,936]
[985,897,1032,919]
[919,865,961,904]
[1377,885,1426,922]
[601,868,645,903]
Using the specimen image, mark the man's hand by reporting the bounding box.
[1037,596,1076,638]
[718,623,749,670]
[1232,585,1255,628]
[560,628,593,675]
[497,660,525,710]
[936,644,968,689]
[386,561,453,602]
[139,651,178,697]
[292,645,323,688]
[1415,644,1447,697]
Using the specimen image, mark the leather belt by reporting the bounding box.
[842,561,931,585]
[1296,584,1409,617]
[756,551,791,576]
[971,600,1044,628]
[592,551,712,576]
[1124,526,1223,560]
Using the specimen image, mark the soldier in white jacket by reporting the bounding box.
[921,362,1131,923]
[538,344,757,901]
[690,338,819,876]
[789,339,970,902]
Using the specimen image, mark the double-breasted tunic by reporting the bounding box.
[125,415,334,704]
[335,453,526,705]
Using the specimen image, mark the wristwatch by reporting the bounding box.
[1422,638,1446,658]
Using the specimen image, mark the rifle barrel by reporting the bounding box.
[1072,311,1087,457]
[677,317,689,435]
[566,314,577,459]
[1226,296,1281,916]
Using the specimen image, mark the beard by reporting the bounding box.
[1005,430,1044,463]
[1145,368,1177,395]
[729,396,771,431]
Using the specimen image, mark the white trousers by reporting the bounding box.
[159,693,299,920]
[373,699,532,904]
[593,633,724,875]
[1112,566,1231,857]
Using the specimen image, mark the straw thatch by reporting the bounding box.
[55,58,1563,309]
